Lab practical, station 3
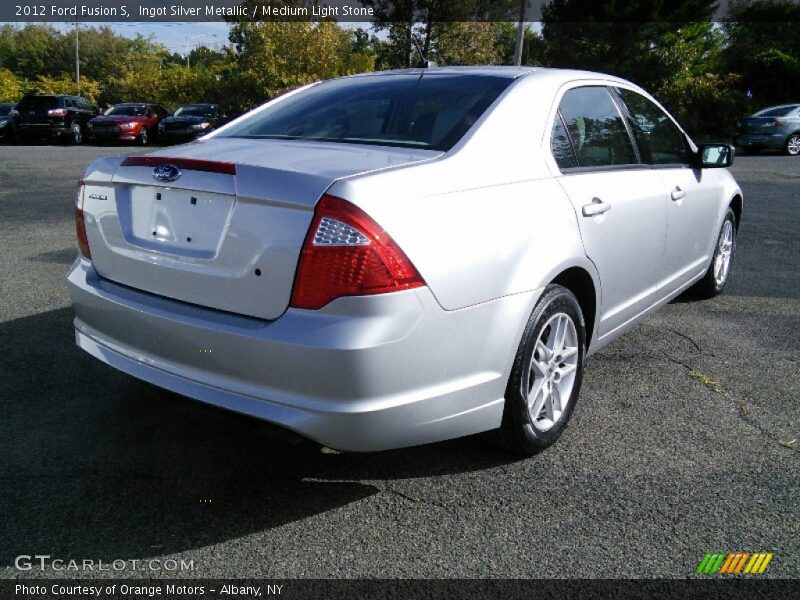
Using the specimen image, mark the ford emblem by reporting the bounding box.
[152,164,181,182]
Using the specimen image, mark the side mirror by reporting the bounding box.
[696,143,734,168]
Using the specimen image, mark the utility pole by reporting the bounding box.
[513,1,526,66]
[74,17,80,83]
[185,34,217,68]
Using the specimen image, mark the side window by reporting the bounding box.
[551,113,578,169]
[616,88,688,165]
[557,87,638,168]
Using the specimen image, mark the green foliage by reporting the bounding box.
[492,23,546,65]
[25,74,103,104]
[723,0,800,107]
[0,68,23,102]
[0,2,798,139]
[229,21,347,106]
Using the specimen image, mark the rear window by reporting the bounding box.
[754,106,798,117]
[219,74,514,151]
[0,104,14,116]
[17,96,58,111]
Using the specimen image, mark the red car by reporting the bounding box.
[87,103,170,145]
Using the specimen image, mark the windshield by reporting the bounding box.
[105,105,147,116]
[754,106,798,117]
[17,96,57,111]
[219,73,514,151]
[175,105,215,117]
[0,104,14,116]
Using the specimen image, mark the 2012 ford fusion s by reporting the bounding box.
[67,67,742,454]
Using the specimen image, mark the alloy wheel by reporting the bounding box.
[523,312,579,432]
[787,135,800,156]
[714,220,734,286]
[72,124,82,144]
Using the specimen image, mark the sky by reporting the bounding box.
[53,22,233,55]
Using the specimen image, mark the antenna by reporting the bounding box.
[411,36,437,69]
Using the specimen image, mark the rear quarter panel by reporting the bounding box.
[330,73,592,312]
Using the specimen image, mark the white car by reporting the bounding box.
[67,67,742,454]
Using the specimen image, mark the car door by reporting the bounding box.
[551,85,669,339]
[614,87,723,291]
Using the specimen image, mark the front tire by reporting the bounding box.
[140,127,149,145]
[784,133,800,156]
[489,285,586,455]
[691,208,737,299]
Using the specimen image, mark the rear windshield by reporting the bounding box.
[0,104,14,115]
[754,106,798,117]
[175,105,216,117]
[17,96,58,111]
[219,73,514,151]
[105,105,147,116]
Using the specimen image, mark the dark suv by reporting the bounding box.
[16,95,99,144]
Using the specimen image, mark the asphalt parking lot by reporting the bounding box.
[0,144,797,579]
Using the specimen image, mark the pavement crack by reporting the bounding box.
[667,327,702,352]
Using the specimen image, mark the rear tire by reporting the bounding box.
[690,208,737,299]
[488,284,586,455]
[784,133,800,156]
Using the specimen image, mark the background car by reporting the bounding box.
[88,103,169,145]
[158,103,229,144]
[0,103,18,143]
[15,94,98,144]
[735,103,800,155]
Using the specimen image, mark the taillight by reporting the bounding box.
[48,108,68,118]
[289,195,424,310]
[75,180,91,259]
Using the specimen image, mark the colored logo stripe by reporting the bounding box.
[697,553,773,574]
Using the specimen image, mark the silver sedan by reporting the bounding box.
[67,67,742,454]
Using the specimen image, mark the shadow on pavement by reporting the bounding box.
[0,307,517,564]
[29,248,78,265]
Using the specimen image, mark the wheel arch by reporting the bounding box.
[549,265,599,350]
[729,193,743,230]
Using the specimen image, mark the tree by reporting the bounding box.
[723,0,800,107]
[365,0,518,67]
[492,22,546,65]
[228,19,355,106]
[541,0,718,87]
[0,68,23,102]
[24,74,102,104]
[0,24,69,77]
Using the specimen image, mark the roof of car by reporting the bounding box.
[756,103,799,112]
[342,66,632,86]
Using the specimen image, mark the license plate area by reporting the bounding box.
[116,185,234,259]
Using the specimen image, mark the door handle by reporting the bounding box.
[671,186,687,201]
[582,198,612,217]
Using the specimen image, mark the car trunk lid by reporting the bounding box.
[738,116,782,133]
[81,138,440,320]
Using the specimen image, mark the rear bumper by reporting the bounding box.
[67,259,536,451]
[735,132,786,150]
[18,123,71,138]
